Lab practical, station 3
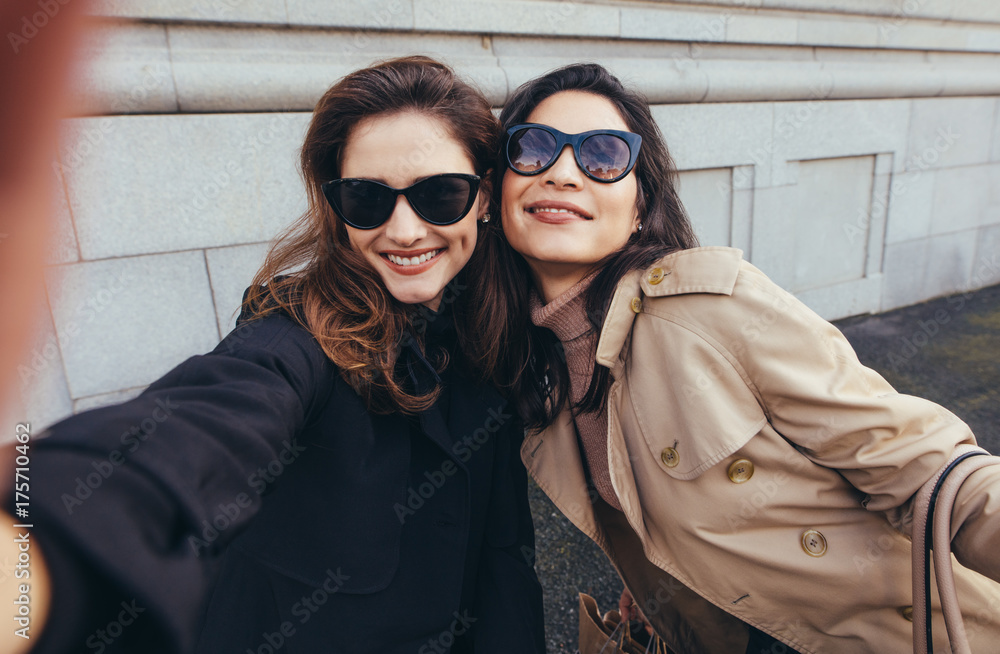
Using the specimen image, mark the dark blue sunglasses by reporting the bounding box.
[504,124,641,183]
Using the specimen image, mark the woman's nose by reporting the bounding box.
[383,196,427,246]
[543,144,583,187]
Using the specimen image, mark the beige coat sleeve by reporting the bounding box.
[711,264,1000,582]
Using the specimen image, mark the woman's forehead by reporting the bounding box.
[525,91,629,133]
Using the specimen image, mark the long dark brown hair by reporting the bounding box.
[484,62,699,430]
[241,56,500,414]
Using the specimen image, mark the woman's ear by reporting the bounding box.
[477,169,493,220]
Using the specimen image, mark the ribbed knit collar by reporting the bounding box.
[529,271,600,343]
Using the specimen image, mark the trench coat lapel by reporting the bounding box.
[521,409,604,545]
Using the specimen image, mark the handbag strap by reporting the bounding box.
[911,445,993,654]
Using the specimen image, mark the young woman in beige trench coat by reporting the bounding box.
[483,62,1000,653]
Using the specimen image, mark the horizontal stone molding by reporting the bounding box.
[86,0,1000,51]
[72,21,1000,115]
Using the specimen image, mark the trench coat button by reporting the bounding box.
[898,606,914,622]
[630,297,643,313]
[801,530,828,557]
[660,447,679,468]
[727,459,754,483]
[648,267,668,285]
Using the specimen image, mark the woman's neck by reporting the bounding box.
[528,261,601,304]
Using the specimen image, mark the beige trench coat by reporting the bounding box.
[521,247,1000,653]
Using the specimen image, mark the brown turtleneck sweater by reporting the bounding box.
[530,274,623,511]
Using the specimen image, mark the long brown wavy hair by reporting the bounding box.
[241,56,500,414]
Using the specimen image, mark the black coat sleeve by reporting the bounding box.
[20,313,333,654]
[472,419,546,653]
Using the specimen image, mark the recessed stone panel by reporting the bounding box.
[677,168,733,247]
[753,156,876,294]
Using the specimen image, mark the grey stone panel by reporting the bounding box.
[992,98,1000,162]
[796,16,881,47]
[619,6,731,42]
[728,13,800,45]
[286,0,414,29]
[491,34,691,60]
[166,25,506,111]
[882,238,932,310]
[651,102,775,179]
[45,251,220,398]
[884,231,979,310]
[731,167,756,256]
[72,21,178,116]
[48,164,79,265]
[788,156,875,293]
[677,167,733,247]
[748,185,796,289]
[770,99,909,183]
[906,98,996,171]
[413,0,620,37]
[75,18,1000,114]
[74,386,146,413]
[90,0,287,23]
[885,170,936,244]
[205,242,273,336]
[795,274,883,321]
[926,230,979,297]
[865,168,891,277]
[930,165,998,236]
[11,304,74,432]
[60,113,310,260]
[971,224,1000,288]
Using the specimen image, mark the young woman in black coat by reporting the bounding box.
[4,56,545,654]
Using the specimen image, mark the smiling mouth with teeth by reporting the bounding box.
[528,207,589,219]
[384,249,440,267]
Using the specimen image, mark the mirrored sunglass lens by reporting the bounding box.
[580,134,631,180]
[510,128,557,173]
[408,176,472,223]
[337,181,393,227]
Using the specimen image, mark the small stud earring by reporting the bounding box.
[637,222,643,233]
[481,213,491,224]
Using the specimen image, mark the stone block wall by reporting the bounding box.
[11,0,1000,433]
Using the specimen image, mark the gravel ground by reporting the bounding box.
[530,283,1000,651]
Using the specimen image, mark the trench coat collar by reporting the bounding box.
[595,247,744,372]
